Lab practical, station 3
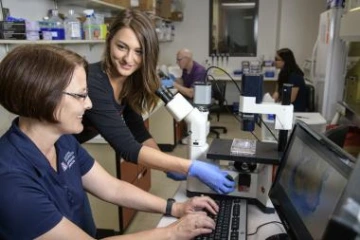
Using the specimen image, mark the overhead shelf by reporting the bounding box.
[57,0,126,13]
[0,40,105,44]
[340,8,360,41]
[0,40,105,52]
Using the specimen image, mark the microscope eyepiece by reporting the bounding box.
[155,86,174,104]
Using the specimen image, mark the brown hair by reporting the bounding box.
[102,9,160,114]
[0,44,88,123]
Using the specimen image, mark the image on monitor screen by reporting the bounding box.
[269,122,353,240]
[280,135,348,239]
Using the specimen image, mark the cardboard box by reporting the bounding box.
[171,11,183,21]
[102,0,130,8]
[157,0,171,19]
[138,0,156,11]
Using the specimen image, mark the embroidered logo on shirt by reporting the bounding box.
[61,151,76,171]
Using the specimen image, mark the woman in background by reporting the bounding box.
[0,44,218,239]
[75,9,234,193]
[272,48,307,112]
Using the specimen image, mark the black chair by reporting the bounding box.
[209,81,227,138]
[325,125,349,148]
[305,83,315,112]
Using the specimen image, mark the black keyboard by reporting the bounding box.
[195,198,247,240]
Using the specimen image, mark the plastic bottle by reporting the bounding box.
[83,9,96,40]
[49,9,65,40]
[64,9,81,40]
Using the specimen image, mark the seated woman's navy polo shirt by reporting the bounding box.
[0,118,95,239]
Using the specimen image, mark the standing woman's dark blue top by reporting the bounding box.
[274,48,307,112]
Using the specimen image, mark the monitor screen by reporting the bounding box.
[269,122,354,240]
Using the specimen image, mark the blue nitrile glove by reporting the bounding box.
[169,73,176,81]
[188,160,235,194]
[166,171,187,181]
[161,78,174,88]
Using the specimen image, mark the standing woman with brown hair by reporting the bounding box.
[75,9,235,193]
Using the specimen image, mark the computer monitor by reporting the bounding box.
[269,121,355,240]
[322,149,360,239]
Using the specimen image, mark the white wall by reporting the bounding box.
[1,0,54,20]
[277,0,326,65]
[1,0,326,67]
[0,0,327,104]
[158,0,280,68]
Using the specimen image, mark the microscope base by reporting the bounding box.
[186,163,276,214]
[188,138,283,213]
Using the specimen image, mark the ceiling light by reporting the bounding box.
[221,2,255,7]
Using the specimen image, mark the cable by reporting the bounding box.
[205,66,242,94]
[247,221,284,236]
[207,68,279,142]
[207,75,262,141]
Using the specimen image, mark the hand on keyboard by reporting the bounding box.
[167,212,215,240]
[176,196,219,217]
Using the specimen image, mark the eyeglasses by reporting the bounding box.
[176,57,187,62]
[62,91,89,101]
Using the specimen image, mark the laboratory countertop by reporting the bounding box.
[156,182,286,240]
[210,74,278,82]
[338,101,360,128]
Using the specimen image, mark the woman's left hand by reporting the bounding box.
[172,196,219,218]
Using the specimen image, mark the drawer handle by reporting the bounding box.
[137,168,148,179]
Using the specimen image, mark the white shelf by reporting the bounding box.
[0,40,105,45]
[58,0,126,12]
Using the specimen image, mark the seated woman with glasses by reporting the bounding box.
[0,44,218,239]
[272,48,307,112]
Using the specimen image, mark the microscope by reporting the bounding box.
[156,75,294,212]
[156,83,211,160]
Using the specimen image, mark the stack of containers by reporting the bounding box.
[263,59,276,78]
[83,10,106,40]
[25,21,40,40]
[94,13,106,40]
[0,20,26,39]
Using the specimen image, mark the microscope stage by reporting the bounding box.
[207,138,282,165]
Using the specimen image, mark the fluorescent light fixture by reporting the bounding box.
[349,6,360,12]
[221,2,255,7]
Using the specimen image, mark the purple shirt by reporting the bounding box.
[182,61,206,88]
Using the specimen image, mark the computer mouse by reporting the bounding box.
[225,174,234,182]
[265,233,289,240]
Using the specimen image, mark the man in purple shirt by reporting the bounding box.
[174,48,207,99]
[173,49,207,144]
